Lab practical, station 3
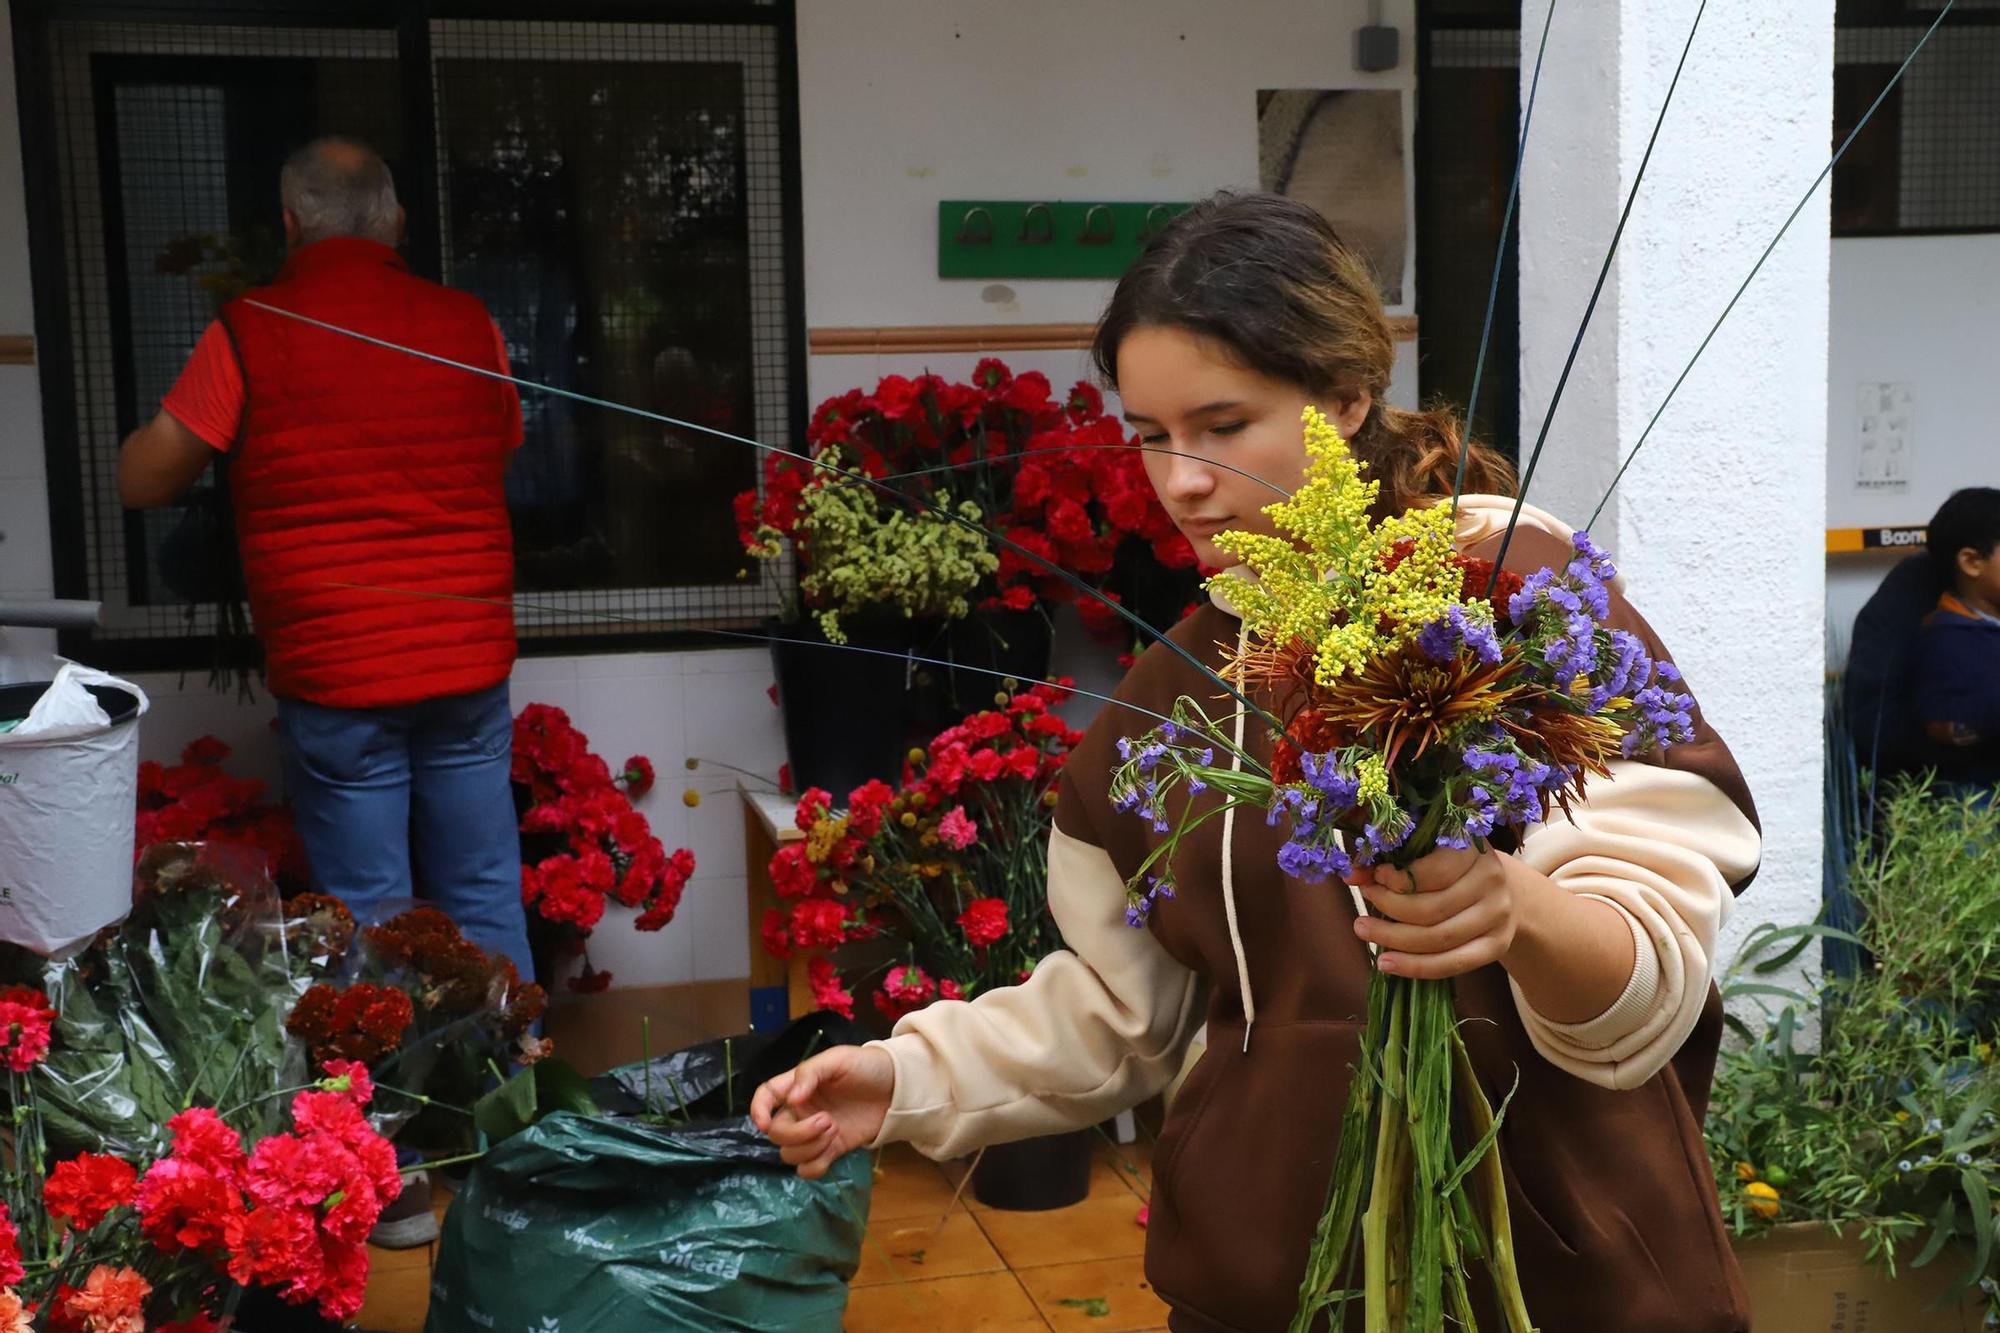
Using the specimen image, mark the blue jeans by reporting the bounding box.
[276,682,532,979]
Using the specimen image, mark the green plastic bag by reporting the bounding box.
[427,1017,874,1333]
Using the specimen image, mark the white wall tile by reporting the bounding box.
[128,673,283,788]
[583,899,694,987]
[680,645,771,677]
[0,370,46,482]
[0,479,55,596]
[681,784,750,882]
[682,667,786,780]
[575,650,684,681]
[683,876,751,983]
[508,675,578,724]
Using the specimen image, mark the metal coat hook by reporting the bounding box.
[1140,203,1177,241]
[1018,203,1056,244]
[1078,204,1117,245]
[955,206,995,245]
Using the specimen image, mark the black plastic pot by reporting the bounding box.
[970,1128,1095,1212]
[768,615,935,799]
[938,608,1054,716]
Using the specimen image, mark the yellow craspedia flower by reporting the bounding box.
[682,788,702,809]
[1356,754,1390,806]
[805,814,851,865]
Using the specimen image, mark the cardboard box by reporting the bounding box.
[1733,1223,1986,1333]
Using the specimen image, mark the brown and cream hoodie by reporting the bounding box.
[867,498,1763,1332]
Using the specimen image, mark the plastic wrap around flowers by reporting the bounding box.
[1104,406,1698,1331]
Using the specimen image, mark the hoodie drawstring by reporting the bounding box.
[1220,618,1256,1054]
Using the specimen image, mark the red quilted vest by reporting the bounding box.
[221,239,517,709]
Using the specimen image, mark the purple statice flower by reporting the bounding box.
[1277,832,1353,884]
[1569,530,1618,583]
[1187,776,1208,794]
[1352,808,1415,865]
[1266,786,1321,828]
[1160,722,1180,744]
[1509,567,1557,625]
[1416,603,1503,666]
[1116,737,1134,761]
[1136,742,1168,774]
[1462,788,1499,840]
[1624,669,1697,757]
[1462,744,1553,828]
[1588,629,1653,710]
[1300,751,1362,806]
[1113,784,1143,814]
[1200,748,1216,766]
[1125,875,1178,928]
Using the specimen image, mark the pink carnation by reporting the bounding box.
[937,806,979,851]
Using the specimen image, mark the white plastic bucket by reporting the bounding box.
[0,662,150,956]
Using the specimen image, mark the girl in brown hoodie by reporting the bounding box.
[753,193,1762,1333]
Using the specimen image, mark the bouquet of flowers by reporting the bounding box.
[511,704,696,992]
[0,844,408,1325]
[735,360,1198,643]
[758,680,1084,1021]
[1108,409,1697,1330]
[288,904,549,1152]
[134,738,309,894]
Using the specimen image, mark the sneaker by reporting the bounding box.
[368,1172,439,1249]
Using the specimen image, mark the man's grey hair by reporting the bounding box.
[280,137,400,245]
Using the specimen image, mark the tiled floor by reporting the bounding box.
[356,1135,1164,1332]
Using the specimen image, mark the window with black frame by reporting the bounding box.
[1832,1,2000,236]
[1415,2,1522,465]
[20,6,799,669]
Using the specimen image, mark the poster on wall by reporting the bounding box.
[1257,89,1408,305]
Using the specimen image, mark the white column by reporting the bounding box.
[1518,0,1833,989]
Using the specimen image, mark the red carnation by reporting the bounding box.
[0,1202,21,1288]
[44,1154,140,1231]
[0,986,56,1072]
[807,958,855,1019]
[620,755,656,796]
[873,965,938,1023]
[957,898,1010,948]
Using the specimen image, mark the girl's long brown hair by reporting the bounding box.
[1091,191,1516,516]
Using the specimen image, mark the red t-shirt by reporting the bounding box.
[162,318,525,452]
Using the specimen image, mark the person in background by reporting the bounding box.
[117,137,531,1248]
[1914,487,2000,797]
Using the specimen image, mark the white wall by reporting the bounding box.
[797,0,1422,410]
[0,0,56,666]
[1824,234,2000,659]
[1519,0,1833,993]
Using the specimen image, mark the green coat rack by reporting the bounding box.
[937,200,1190,280]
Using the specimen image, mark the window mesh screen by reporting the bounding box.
[1833,18,2000,235]
[1417,24,1521,464]
[429,19,790,639]
[35,9,797,662]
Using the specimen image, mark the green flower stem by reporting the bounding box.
[409,1149,487,1174]
[1362,979,1410,1333]
[1454,1033,1536,1333]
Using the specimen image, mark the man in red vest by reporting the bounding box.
[118,137,533,1037]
